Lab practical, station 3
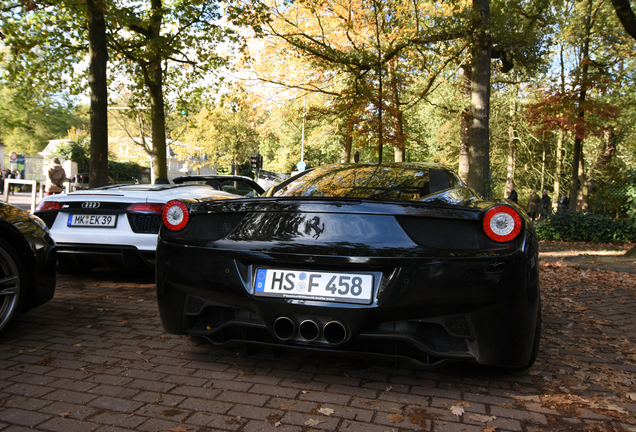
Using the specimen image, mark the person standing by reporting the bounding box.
[506,187,518,203]
[45,158,70,196]
[13,170,21,193]
[6,170,14,195]
[527,189,540,220]
[559,194,569,211]
[538,190,551,220]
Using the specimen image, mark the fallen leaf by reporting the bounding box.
[483,426,498,432]
[225,416,242,425]
[450,406,464,416]
[604,404,629,414]
[470,414,497,423]
[305,418,323,426]
[318,407,334,415]
[36,357,56,366]
[240,370,255,378]
[387,413,404,423]
[627,393,636,401]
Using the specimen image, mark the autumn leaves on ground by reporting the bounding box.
[534,242,636,428]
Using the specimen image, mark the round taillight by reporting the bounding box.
[35,201,60,211]
[162,200,190,231]
[483,206,522,242]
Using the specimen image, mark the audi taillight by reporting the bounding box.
[35,201,60,211]
[162,200,190,231]
[126,203,164,214]
[483,205,522,242]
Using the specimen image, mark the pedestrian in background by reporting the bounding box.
[527,189,540,220]
[6,170,14,195]
[13,170,21,193]
[559,194,569,211]
[45,158,69,196]
[506,186,518,203]
[538,190,551,220]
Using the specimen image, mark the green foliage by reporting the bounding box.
[108,161,149,183]
[56,140,147,182]
[0,1,86,98]
[588,163,631,218]
[57,142,90,173]
[0,86,88,154]
[624,172,636,220]
[535,210,636,243]
[178,88,261,173]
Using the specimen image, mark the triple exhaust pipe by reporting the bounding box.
[273,316,348,345]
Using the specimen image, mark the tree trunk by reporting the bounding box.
[389,60,406,162]
[577,154,587,211]
[393,105,406,162]
[553,129,565,210]
[553,45,566,209]
[147,64,167,181]
[569,0,592,212]
[86,0,109,188]
[341,122,353,163]
[149,0,167,181]
[570,135,583,212]
[373,0,383,164]
[467,0,492,198]
[610,0,636,40]
[540,140,546,192]
[458,66,471,183]
[505,99,517,195]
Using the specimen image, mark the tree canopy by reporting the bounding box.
[1,0,636,222]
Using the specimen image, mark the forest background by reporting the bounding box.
[1,0,636,219]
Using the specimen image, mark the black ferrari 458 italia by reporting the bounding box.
[156,162,540,368]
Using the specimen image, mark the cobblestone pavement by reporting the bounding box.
[0,264,635,432]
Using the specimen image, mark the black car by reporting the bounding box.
[0,202,57,336]
[156,163,540,368]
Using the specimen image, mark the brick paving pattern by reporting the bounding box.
[0,264,634,432]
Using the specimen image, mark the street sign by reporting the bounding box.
[9,152,17,161]
[297,161,306,171]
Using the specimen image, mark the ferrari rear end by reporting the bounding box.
[156,163,540,368]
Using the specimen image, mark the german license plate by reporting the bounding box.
[67,214,117,228]
[254,269,374,304]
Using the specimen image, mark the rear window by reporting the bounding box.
[273,164,457,201]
